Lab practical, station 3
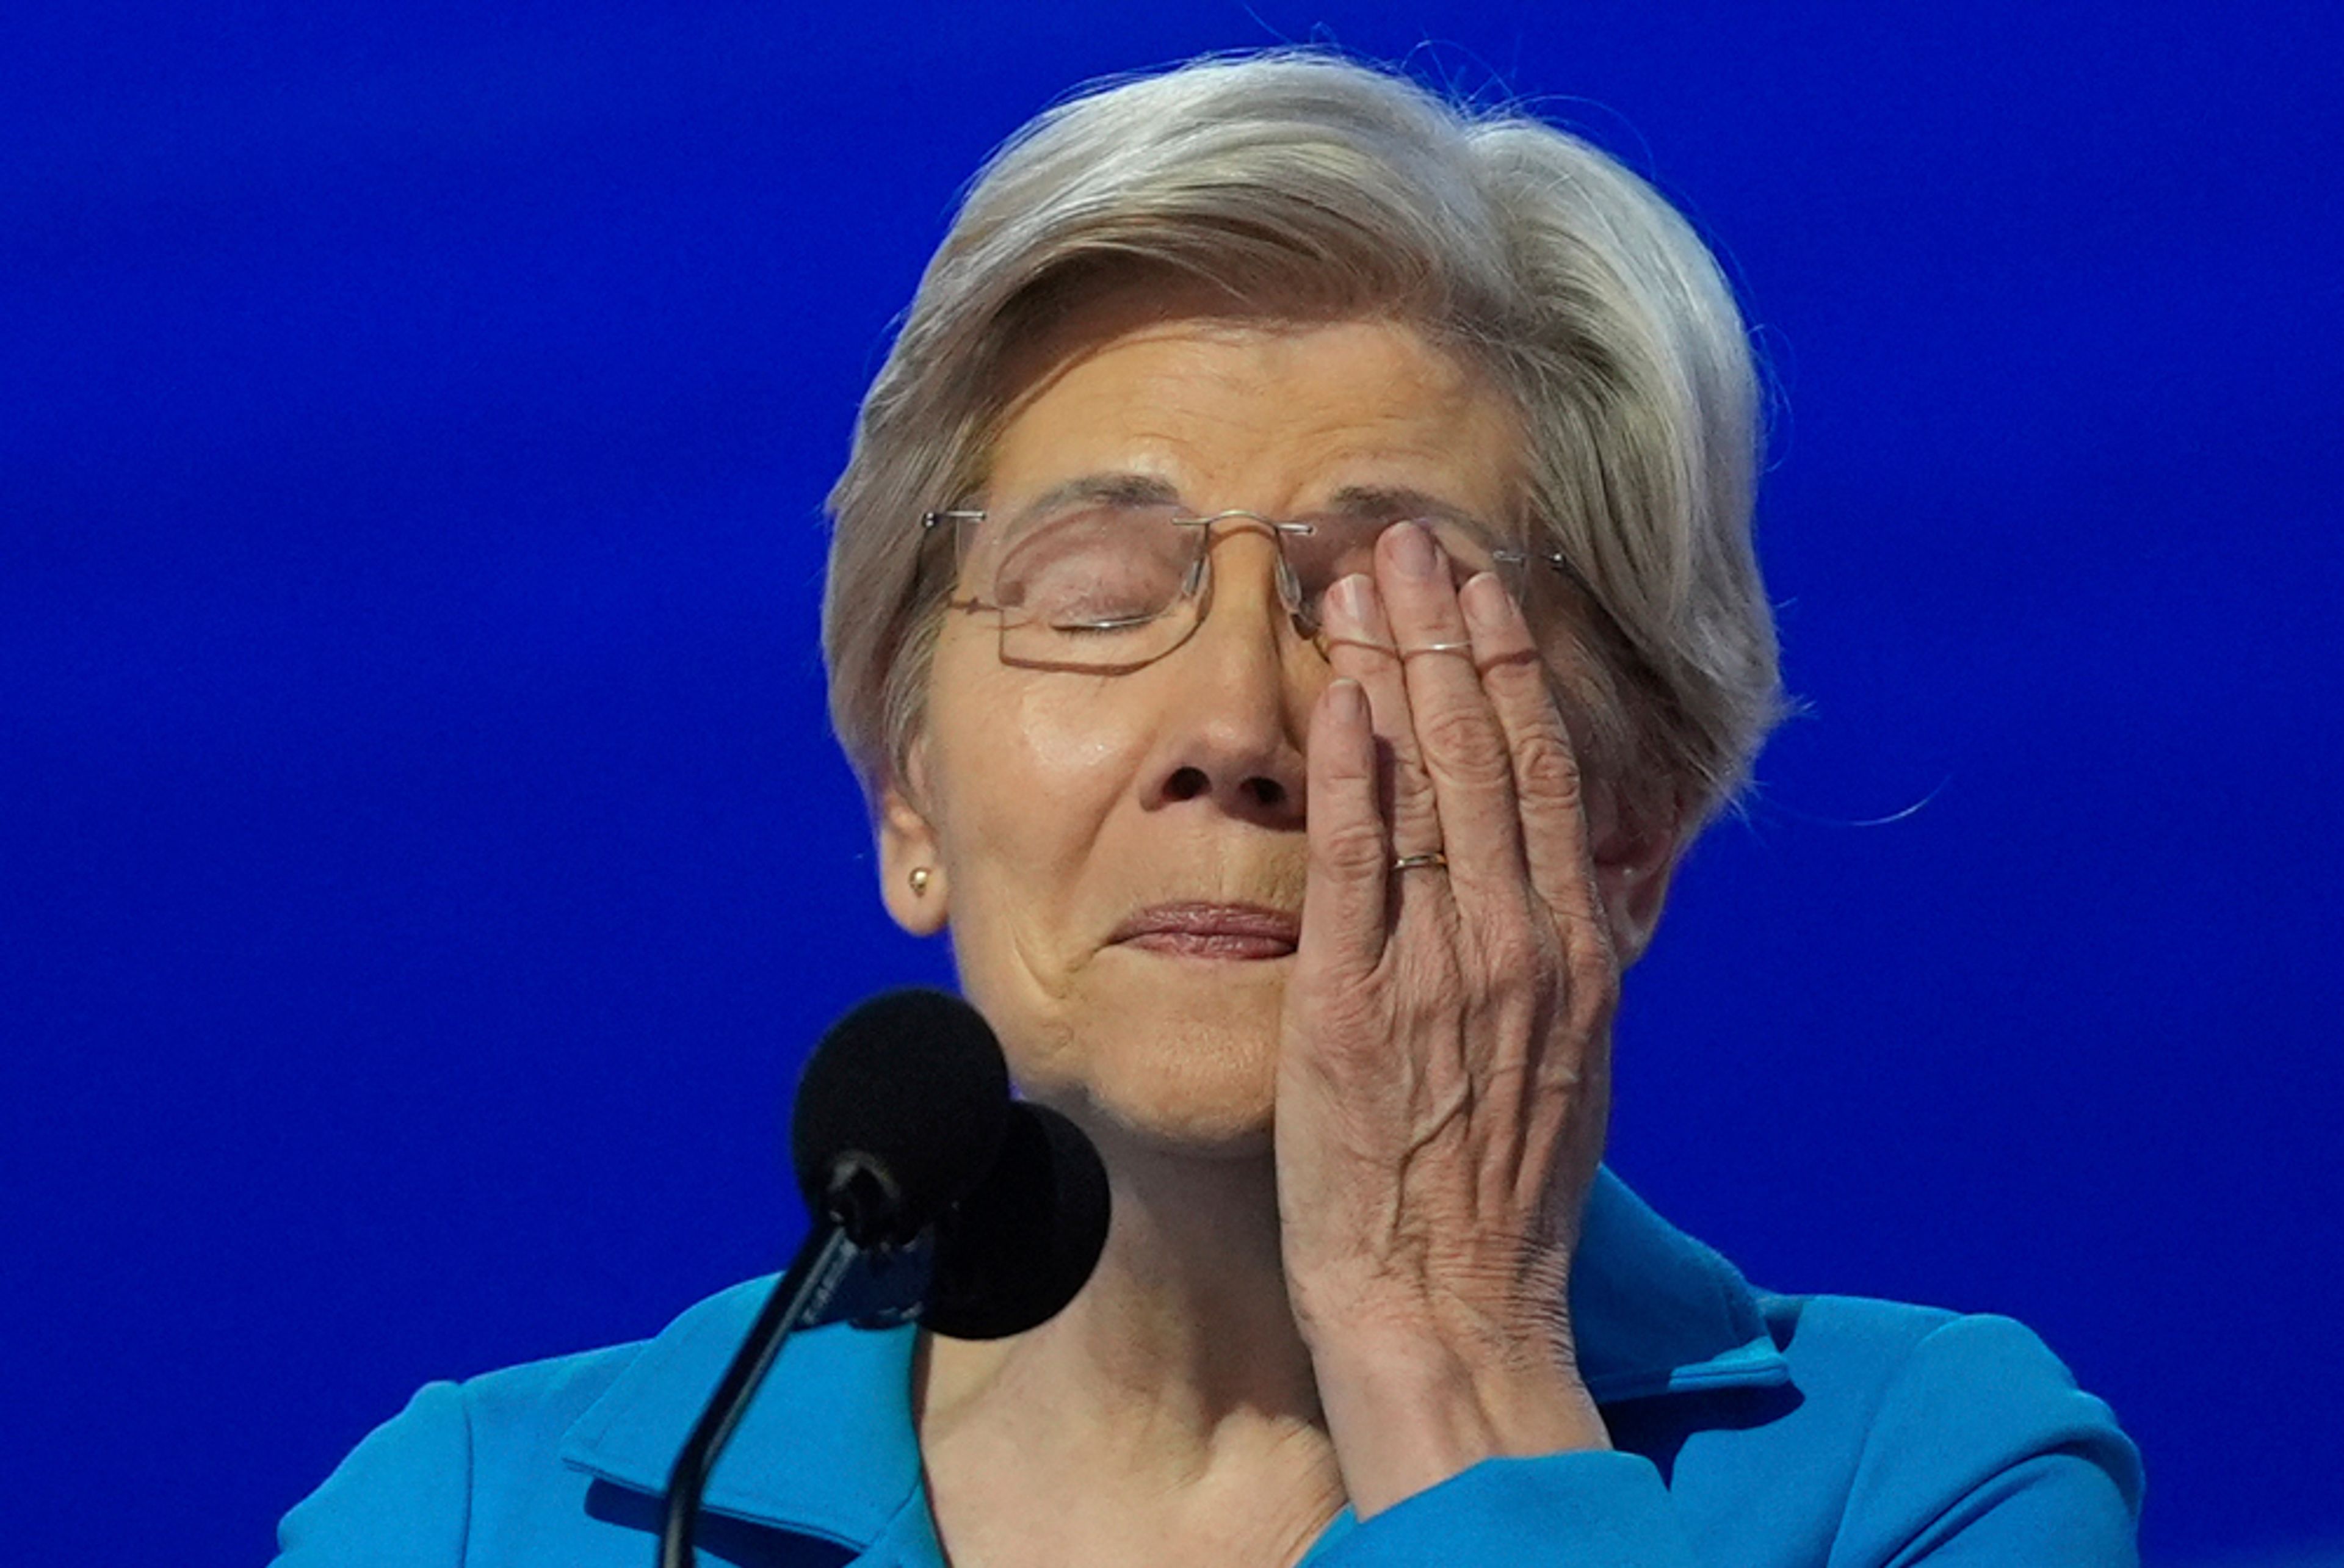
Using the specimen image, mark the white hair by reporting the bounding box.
[823,49,1785,827]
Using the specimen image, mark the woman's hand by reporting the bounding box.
[1278,519,1619,1515]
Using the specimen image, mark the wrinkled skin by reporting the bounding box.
[879,297,1679,1562]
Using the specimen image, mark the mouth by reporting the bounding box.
[1109,901,1300,961]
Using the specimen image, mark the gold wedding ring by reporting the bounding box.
[1391,851,1449,873]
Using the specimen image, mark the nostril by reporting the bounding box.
[1243,776,1287,810]
[1165,765,1210,801]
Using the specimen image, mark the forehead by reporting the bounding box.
[983,306,1524,521]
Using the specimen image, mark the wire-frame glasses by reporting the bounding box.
[924,499,1582,674]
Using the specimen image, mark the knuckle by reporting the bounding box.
[1475,914,1544,986]
[1478,653,1550,716]
[1390,944,1464,1019]
[1564,941,1621,1014]
[1512,726,1585,811]
[1386,746,1437,803]
[1313,817,1389,880]
[1417,704,1513,787]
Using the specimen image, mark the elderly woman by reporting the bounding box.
[277,52,2140,1567]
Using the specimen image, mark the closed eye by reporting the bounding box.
[1050,610,1163,633]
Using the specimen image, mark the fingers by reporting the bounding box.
[1309,519,1608,973]
[1301,677,1391,969]
[1369,524,1532,916]
[1457,571,1608,944]
[1318,570,1446,878]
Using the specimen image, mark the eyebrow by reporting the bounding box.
[1005,474,1485,527]
[1005,472,1182,525]
[1318,483,1480,528]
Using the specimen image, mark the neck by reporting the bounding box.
[919,1119,1335,1486]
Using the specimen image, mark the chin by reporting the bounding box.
[1080,1045,1278,1158]
[997,979,1285,1159]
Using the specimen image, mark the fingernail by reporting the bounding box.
[1326,573,1372,634]
[1461,571,1511,635]
[1336,573,1394,645]
[1387,520,1438,581]
[1327,678,1366,724]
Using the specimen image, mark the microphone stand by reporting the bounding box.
[657,1224,854,1568]
[659,1168,933,1568]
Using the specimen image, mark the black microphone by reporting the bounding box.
[783,1099,1113,1339]
[658,989,1112,1567]
[789,987,1011,1247]
[928,1099,1111,1340]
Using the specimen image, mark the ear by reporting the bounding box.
[1585,779,1684,968]
[875,761,949,938]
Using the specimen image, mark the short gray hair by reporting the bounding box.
[823,50,1785,827]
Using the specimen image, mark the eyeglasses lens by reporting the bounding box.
[973,504,1515,670]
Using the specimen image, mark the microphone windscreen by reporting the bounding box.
[925,1100,1112,1341]
[789,988,1011,1244]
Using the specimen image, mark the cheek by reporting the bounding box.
[921,641,1161,960]
[924,672,1162,1082]
[931,675,1144,861]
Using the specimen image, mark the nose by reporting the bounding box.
[1138,526,1317,827]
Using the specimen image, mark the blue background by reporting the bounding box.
[4,4,2339,1565]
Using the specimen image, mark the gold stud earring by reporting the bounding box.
[908,867,933,897]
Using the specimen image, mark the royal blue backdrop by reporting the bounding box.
[4,4,2339,1565]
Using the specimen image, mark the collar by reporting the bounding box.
[559,1167,1789,1542]
[1569,1169,1790,1403]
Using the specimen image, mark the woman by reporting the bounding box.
[277,51,2140,1566]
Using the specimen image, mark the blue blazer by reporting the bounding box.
[274,1171,2141,1565]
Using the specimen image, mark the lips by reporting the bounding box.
[1109,901,1300,959]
